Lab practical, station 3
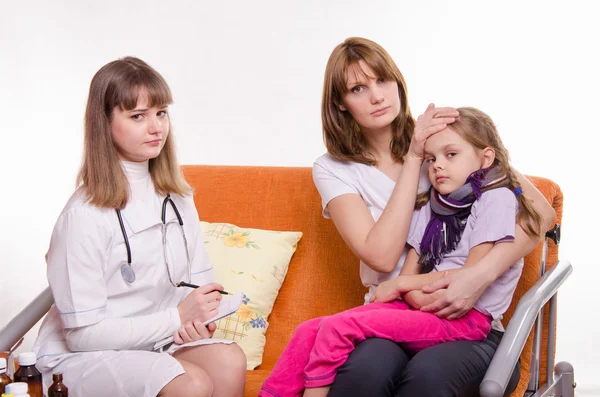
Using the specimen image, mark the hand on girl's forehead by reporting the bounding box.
[424,127,459,154]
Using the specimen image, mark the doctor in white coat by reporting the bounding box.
[33,56,246,397]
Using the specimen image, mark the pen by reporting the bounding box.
[176,281,230,295]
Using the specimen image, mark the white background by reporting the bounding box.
[1,0,598,393]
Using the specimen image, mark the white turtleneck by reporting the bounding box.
[121,159,151,182]
[121,160,156,204]
[63,160,182,352]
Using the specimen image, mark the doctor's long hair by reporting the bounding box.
[415,107,543,238]
[77,56,191,209]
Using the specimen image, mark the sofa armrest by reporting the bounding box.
[479,260,573,397]
[0,287,54,351]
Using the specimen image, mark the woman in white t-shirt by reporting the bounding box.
[310,38,555,397]
[33,57,246,397]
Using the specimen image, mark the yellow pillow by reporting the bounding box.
[200,221,302,369]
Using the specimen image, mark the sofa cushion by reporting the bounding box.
[201,221,302,369]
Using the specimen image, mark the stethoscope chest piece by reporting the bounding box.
[121,263,136,284]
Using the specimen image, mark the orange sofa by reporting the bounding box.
[182,165,564,397]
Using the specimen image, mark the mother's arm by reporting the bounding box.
[327,156,423,273]
[419,173,556,319]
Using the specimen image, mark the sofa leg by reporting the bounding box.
[529,361,575,397]
[554,361,575,397]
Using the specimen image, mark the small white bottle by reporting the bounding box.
[4,382,30,397]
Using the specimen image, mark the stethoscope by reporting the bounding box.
[115,194,191,285]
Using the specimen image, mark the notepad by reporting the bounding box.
[153,291,244,352]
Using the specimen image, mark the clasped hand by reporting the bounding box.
[174,282,224,344]
[369,276,439,305]
[420,266,490,320]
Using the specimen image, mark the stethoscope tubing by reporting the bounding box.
[116,194,188,284]
[116,208,132,265]
[162,194,184,226]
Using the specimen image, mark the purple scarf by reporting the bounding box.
[418,165,509,273]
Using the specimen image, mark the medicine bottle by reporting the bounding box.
[4,382,29,397]
[12,354,41,397]
[0,358,11,394]
[47,373,68,397]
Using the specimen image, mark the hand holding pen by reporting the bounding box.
[176,282,223,325]
[174,281,226,344]
[177,281,230,295]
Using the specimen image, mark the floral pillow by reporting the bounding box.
[200,221,302,369]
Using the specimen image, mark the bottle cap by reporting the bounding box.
[0,357,6,371]
[52,372,63,381]
[5,382,28,394]
[17,352,36,366]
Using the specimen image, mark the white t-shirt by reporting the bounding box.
[312,153,430,303]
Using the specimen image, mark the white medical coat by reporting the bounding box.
[33,161,220,393]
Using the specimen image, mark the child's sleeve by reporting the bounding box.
[406,204,431,255]
[469,188,518,249]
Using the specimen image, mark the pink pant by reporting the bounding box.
[259,301,491,397]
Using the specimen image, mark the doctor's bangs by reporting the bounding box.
[108,60,174,112]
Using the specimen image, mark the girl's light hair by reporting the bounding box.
[416,107,543,238]
[76,56,191,209]
[321,37,415,165]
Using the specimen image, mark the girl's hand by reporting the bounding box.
[370,278,403,303]
[408,103,459,161]
[420,266,490,319]
[174,321,217,344]
[177,282,223,325]
[403,288,448,309]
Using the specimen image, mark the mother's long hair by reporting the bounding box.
[321,37,415,165]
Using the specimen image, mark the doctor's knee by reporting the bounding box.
[159,364,214,397]
[221,343,247,381]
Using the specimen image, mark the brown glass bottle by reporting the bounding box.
[48,373,68,397]
[13,353,42,397]
[0,357,11,395]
